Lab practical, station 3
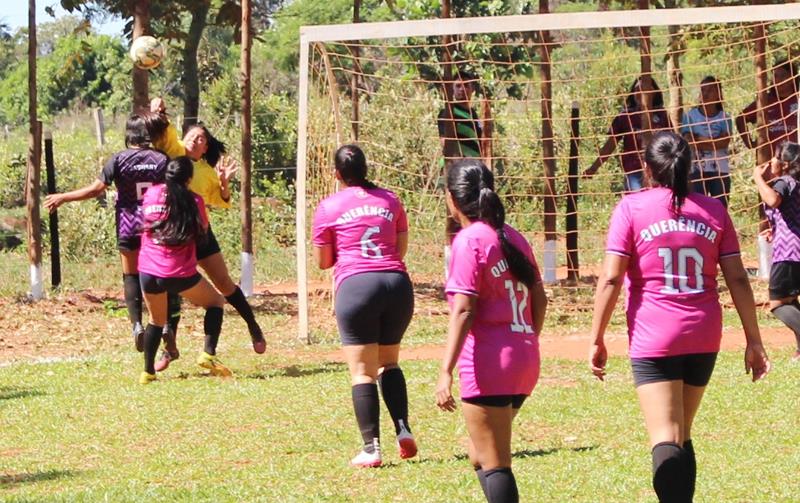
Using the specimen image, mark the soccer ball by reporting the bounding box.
[129,36,165,70]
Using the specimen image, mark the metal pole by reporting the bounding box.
[44,132,61,288]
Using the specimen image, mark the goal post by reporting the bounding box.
[296,4,800,342]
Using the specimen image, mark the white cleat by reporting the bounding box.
[350,439,381,468]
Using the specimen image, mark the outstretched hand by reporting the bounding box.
[745,342,770,382]
[216,155,239,185]
[150,97,166,115]
[43,193,66,213]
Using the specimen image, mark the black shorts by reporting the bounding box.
[462,394,528,409]
[140,272,202,295]
[631,352,718,387]
[117,235,141,252]
[335,271,414,346]
[196,226,221,261]
[769,261,800,300]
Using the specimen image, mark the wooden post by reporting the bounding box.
[320,50,344,145]
[296,37,311,343]
[93,108,105,148]
[539,0,558,284]
[27,0,43,300]
[240,0,254,297]
[44,132,61,288]
[441,0,458,161]
[132,0,150,111]
[665,0,683,131]
[754,21,770,166]
[566,102,580,284]
[638,0,654,146]
[351,0,361,141]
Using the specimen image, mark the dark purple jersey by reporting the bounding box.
[99,148,168,240]
[766,176,800,263]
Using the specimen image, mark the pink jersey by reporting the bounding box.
[605,187,740,358]
[138,184,208,278]
[312,186,408,290]
[446,222,542,398]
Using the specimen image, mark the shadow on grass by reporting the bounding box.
[245,361,346,379]
[0,469,75,487]
[449,445,598,462]
[0,386,44,401]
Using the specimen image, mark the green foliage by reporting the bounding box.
[0,31,129,124]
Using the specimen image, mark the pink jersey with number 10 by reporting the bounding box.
[605,187,740,358]
[312,186,408,291]
[446,222,542,399]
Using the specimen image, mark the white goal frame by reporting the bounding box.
[295,3,800,342]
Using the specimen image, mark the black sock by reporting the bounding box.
[122,274,142,326]
[167,292,182,337]
[474,466,490,500]
[143,324,163,374]
[203,307,224,355]
[224,287,262,340]
[483,467,519,503]
[771,303,800,351]
[351,383,380,453]
[652,441,690,503]
[684,439,696,500]
[378,367,410,435]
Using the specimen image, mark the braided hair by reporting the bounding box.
[446,159,537,288]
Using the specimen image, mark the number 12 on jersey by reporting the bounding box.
[504,280,533,334]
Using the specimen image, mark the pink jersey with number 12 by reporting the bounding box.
[446,221,542,399]
[312,186,408,291]
[605,187,740,358]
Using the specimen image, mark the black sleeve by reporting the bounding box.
[437,108,448,137]
[772,178,793,199]
[98,154,117,185]
[472,108,483,137]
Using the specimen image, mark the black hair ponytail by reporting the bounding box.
[334,144,377,189]
[447,159,537,288]
[150,156,207,246]
[645,131,692,212]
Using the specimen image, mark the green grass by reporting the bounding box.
[1,349,798,502]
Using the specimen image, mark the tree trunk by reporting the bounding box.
[132,0,150,112]
[665,0,683,131]
[182,0,210,133]
[27,0,42,299]
[539,0,558,284]
[351,0,360,141]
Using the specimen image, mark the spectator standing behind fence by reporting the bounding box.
[584,76,671,192]
[681,76,734,207]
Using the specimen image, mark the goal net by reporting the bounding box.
[296,4,800,341]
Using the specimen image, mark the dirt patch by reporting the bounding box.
[0,282,795,365]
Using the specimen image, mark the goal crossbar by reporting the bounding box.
[300,4,800,43]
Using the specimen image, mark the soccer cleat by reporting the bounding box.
[250,323,266,354]
[133,322,145,353]
[139,371,157,385]
[196,352,233,377]
[396,422,417,460]
[154,350,179,372]
[350,439,381,468]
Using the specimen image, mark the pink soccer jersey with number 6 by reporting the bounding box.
[312,186,408,291]
[446,221,542,399]
[605,187,741,358]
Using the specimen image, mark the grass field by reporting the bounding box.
[1,338,799,502]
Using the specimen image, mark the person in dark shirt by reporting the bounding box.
[438,74,484,161]
[44,113,168,350]
[584,76,670,192]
